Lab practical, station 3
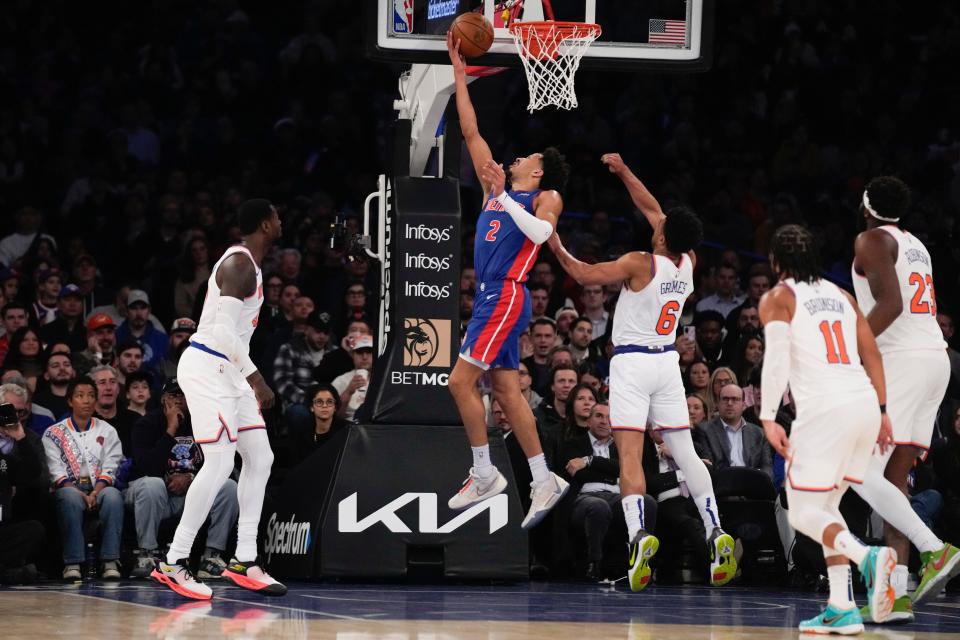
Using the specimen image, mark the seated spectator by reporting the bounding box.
[125,371,153,416]
[0,302,29,365]
[87,285,165,333]
[684,361,711,409]
[560,401,637,580]
[529,283,550,322]
[42,376,124,580]
[931,405,960,545]
[31,349,75,421]
[174,235,211,319]
[125,379,238,579]
[708,367,738,417]
[729,331,764,388]
[698,384,773,481]
[70,253,113,317]
[522,318,558,397]
[577,362,604,398]
[548,345,574,371]
[694,310,727,368]
[156,317,196,386]
[38,284,87,352]
[3,327,43,392]
[274,310,335,419]
[287,384,349,467]
[518,361,542,410]
[74,313,117,377]
[115,290,168,370]
[695,263,745,319]
[579,284,609,340]
[562,384,599,441]
[3,374,55,436]
[115,339,145,386]
[90,365,140,456]
[554,307,579,343]
[312,319,365,384]
[335,284,372,338]
[31,269,62,326]
[331,335,374,422]
[721,300,762,359]
[533,364,578,467]
[723,264,772,333]
[687,393,708,430]
[567,316,595,364]
[0,390,47,584]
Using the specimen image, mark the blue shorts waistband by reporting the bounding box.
[613,344,676,355]
[189,340,228,360]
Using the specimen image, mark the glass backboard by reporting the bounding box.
[367,0,714,71]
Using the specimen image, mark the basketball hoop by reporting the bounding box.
[508,21,601,112]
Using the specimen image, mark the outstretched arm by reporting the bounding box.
[547,233,648,286]
[601,153,665,230]
[448,30,495,200]
[478,160,558,245]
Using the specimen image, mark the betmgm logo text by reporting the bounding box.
[264,512,311,563]
[338,493,508,534]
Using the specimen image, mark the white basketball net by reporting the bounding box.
[508,21,601,112]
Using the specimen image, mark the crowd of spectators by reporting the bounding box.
[1,0,960,586]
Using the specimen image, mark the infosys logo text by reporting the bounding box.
[405,224,452,243]
[405,253,452,272]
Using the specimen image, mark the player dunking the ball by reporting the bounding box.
[848,177,960,622]
[759,224,898,633]
[152,200,286,600]
[445,31,570,528]
[549,154,736,592]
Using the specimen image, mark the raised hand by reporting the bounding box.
[600,153,627,175]
[446,30,466,76]
[479,159,506,195]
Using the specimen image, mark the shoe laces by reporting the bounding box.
[171,561,201,583]
[529,476,556,500]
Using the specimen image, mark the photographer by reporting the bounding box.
[0,390,47,584]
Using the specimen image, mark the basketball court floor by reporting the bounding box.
[2,581,958,639]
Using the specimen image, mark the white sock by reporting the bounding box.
[891,564,909,599]
[832,530,868,565]
[827,563,855,609]
[911,528,944,555]
[527,453,550,483]
[659,429,721,537]
[622,494,646,541]
[472,445,496,479]
[235,429,274,563]
[694,494,721,540]
[167,446,235,564]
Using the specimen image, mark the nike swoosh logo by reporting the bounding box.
[933,548,950,571]
[821,613,843,625]
[629,545,638,566]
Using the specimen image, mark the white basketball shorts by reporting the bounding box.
[177,345,265,450]
[882,349,950,451]
[609,350,689,433]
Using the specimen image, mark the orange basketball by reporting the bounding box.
[451,12,495,58]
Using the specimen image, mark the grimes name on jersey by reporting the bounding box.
[660,280,688,295]
[803,298,845,315]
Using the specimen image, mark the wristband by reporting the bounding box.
[879,404,886,414]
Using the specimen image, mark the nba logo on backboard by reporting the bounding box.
[393,0,413,34]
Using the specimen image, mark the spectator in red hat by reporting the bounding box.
[38,284,87,352]
[115,290,168,371]
[0,302,29,366]
[31,269,62,326]
[74,313,117,377]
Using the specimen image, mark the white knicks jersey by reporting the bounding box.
[191,244,264,363]
[852,226,945,354]
[612,253,693,348]
[783,278,874,406]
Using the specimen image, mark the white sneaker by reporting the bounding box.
[521,472,569,530]
[102,560,122,580]
[151,558,213,600]
[62,564,81,581]
[448,467,508,510]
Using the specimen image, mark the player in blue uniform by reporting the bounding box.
[445,31,570,528]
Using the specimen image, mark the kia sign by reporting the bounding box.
[338,493,508,534]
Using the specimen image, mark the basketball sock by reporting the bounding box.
[167,446,236,564]
[622,494,646,541]
[832,530,868,565]
[660,429,719,536]
[472,445,496,479]
[527,453,550,484]
[827,563,855,609]
[851,467,943,553]
[235,429,274,563]
[891,564,909,599]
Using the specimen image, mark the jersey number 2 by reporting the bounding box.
[484,220,501,242]
[909,272,936,315]
[818,320,851,364]
[656,301,681,336]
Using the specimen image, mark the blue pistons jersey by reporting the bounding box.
[460,188,541,371]
[473,189,542,283]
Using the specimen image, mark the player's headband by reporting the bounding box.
[862,190,899,223]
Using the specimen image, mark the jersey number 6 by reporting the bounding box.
[656,301,681,336]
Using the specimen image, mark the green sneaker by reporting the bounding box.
[799,603,864,635]
[627,533,659,592]
[858,546,896,623]
[913,544,960,605]
[709,528,737,586]
[860,595,914,624]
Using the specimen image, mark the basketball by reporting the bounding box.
[451,12,494,58]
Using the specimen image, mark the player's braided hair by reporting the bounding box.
[539,147,570,195]
[770,224,821,284]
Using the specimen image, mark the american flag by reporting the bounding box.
[649,18,687,45]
